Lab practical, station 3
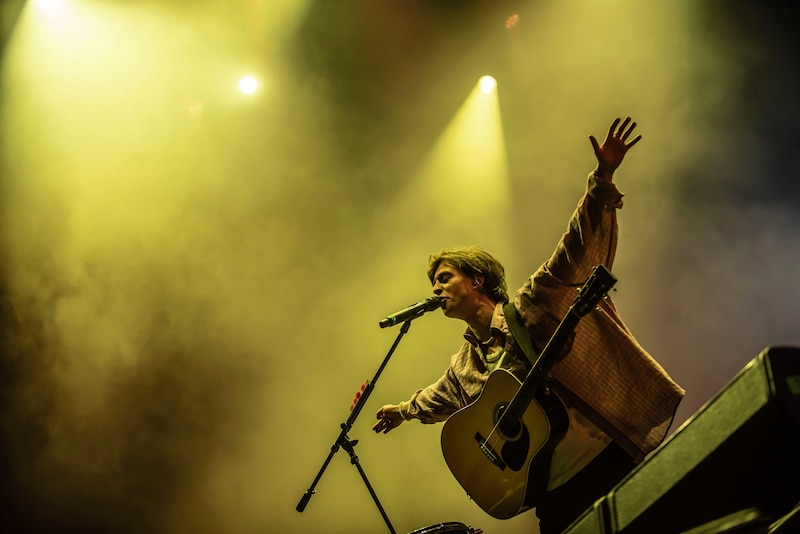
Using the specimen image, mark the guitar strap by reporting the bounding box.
[503,301,538,365]
[502,301,569,506]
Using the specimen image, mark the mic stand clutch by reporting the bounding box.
[297,320,417,534]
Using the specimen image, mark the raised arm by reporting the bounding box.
[543,117,642,284]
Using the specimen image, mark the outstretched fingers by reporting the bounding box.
[592,116,642,174]
[625,133,642,149]
[613,116,642,148]
[606,118,621,140]
[589,134,601,153]
[616,117,631,138]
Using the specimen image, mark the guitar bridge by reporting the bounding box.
[475,432,506,470]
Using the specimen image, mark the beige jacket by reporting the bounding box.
[403,172,685,461]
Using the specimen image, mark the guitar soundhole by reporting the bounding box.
[494,403,523,442]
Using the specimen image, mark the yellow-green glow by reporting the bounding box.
[412,76,512,256]
[1,1,753,533]
[421,77,509,189]
[479,75,497,94]
[238,76,259,95]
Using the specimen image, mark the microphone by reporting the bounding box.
[379,296,444,328]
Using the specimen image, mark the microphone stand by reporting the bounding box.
[296,320,415,534]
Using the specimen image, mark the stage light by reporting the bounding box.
[479,75,497,95]
[238,76,259,95]
[405,73,511,254]
[32,0,69,17]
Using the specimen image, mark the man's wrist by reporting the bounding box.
[398,401,412,420]
[593,167,614,180]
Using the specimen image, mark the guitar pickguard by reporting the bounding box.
[474,419,530,472]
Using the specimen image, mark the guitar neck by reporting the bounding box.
[503,307,581,426]
[499,264,616,435]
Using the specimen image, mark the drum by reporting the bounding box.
[408,522,482,534]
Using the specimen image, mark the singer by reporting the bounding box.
[371,118,685,534]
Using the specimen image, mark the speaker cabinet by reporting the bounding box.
[565,346,800,534]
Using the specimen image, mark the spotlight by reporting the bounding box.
[238,76,259,95]
[33,0,68,17]
[479,75,497,95]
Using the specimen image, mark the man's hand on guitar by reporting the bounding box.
[372,404,404,434]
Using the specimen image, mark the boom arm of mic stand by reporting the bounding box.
[296,320,415,534]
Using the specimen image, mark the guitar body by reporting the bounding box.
[440,368,552,520]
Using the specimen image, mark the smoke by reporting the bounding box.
[1,1,799,533]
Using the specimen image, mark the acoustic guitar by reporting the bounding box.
[440,264,617,519]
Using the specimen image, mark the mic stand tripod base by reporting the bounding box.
[339,428,397,534]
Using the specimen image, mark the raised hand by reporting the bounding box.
[589,117,641,177]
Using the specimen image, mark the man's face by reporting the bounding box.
[432,262,482,321]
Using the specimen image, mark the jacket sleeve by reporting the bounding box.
[400,343,486,423]
[401,367,470,423]
[543,172,624,286]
